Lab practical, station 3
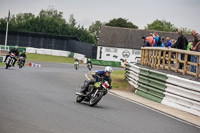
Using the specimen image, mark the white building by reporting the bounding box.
[97,26,143,66]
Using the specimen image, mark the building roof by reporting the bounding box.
[98,26,193,50]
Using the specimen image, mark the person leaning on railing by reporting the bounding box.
[171,29,188,69]
[190,30,200,73]
[141,36,151,47]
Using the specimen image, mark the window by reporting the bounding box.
[105,47,118,53]
[135,50,141,55]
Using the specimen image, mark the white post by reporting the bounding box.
[4,21,9,50]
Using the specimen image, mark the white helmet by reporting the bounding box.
[105,66,113,73]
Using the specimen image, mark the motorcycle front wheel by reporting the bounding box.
[76,95,84,103]
[89,91,103,107]
[5,59,11,69]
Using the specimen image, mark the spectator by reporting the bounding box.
[123,59,128,68]
[166,37,173,64]
[141,36,151,47]
[160,37,166,64]
[187,39,192,51]
[166,37,172,47]
[153,32,160,47]
[171,39,176,46]
[187,39,192,62]
[172,29,188,69]
[146,33,155,47]
[160,37,165,47]
[190,30,200,72]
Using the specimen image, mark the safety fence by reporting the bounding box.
[0,30,97,58]
[125,63,200,117]
[140,47,200,78]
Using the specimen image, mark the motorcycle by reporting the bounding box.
[74,61,79,70]
[76,76,110,106]
[18,56,25,68]
[5,53,16,69]
[87,63,92,71]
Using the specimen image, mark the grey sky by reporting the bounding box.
[0,0,199,32]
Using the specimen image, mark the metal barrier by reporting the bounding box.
[140,47,200,78]
[125,63,200,117]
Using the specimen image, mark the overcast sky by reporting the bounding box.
[0,0,199,32]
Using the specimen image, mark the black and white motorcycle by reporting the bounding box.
[76,76,110,107]
[5,53,16,69]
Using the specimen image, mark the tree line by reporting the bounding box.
[0,7,191,45]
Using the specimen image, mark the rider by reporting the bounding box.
[18,50,27,64]
[87,58,93,68]
[74,58,79,68]
[75,58,79,62]
[4,45,19,66]
[81,66,113,95]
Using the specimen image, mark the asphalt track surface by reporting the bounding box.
[0,62,199,133]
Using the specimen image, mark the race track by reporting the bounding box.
[0,62,199,133]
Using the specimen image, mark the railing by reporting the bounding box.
[140,47,200,78]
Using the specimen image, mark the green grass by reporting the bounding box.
[27,53,75,64]
[0,53,76,65]
[111,70,133,91]
[0,63,4,66]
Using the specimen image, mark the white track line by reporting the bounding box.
[84,74,200,129]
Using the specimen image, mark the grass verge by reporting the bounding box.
[111,70,135,92]
[0,53,76,66]
[0,63,4,66]
[27,53,75,64]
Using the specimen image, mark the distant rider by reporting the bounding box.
[74,58,79,68]
[4,45,19,66]
[80,66,113,95]
[18,50,27,64]
[87,59,93,68]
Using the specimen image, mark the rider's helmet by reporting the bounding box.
[14,45,18,49]
[88,59,91,61]
[105,66,113,73]
[22,50,26,54]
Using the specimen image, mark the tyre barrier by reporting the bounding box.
[125,63,200,117]
[29,62,41,68]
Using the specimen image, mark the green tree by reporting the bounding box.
[105,18,138,29]
[69,14,77,27]
[180,27,191,34]
[89,21,103,41]
[145,19,178,32]
[0,7,96,44]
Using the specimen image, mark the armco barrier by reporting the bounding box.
[26,47,85,62]
[125,63,200,117]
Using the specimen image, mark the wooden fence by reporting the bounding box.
[140,47,200,78]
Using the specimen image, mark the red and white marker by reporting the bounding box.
[29,63,41,68]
